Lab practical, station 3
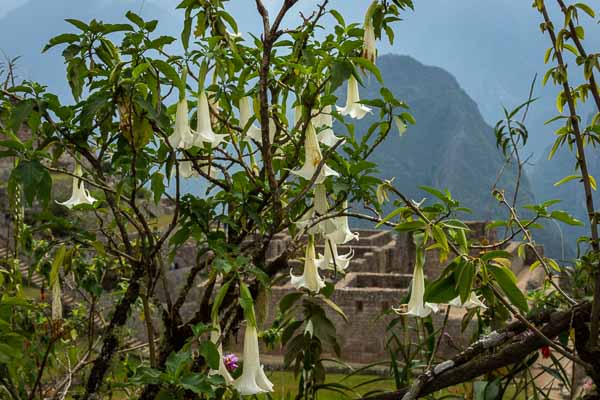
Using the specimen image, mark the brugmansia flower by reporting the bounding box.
[296,184,338,235]
[402,262,438,318]
[168,98,196,149]
[179,160,198,179]
[57,164,97,209]
[176,160,217,179]
[396,234,438,318]
[319,239,353,272]
[314,105,345,147]
[233,324,274,395]
[327,202,359,244]
[362,3,377,64]
[193,90,228,147]
[290,235,326,293]
[337,75,371,120]
[449,292,487,309]
[209,326,234,384]
[246,117,276,145]
[394,115,408,136]
[290,121,339,184]
[239,96,263,141]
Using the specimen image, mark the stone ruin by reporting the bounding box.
[163,222,543,365]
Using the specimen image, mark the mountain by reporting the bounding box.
[344,55,566,258]
[350,55,534,217]
[530,134,600,259]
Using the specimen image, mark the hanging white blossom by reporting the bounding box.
[57,164,97,209]
[395,234,438,318]
[362,5,377,64]
[326,201,359,245]
[167,98,196,149]
[449,292,487,310]
[239,96,263,141]
[290,121,339,184]
[290,236,326,293]
[336,75,371,120]
[233,324,274,395]
[193,90,228,147]
[319,239,353,273]
[314,105,345,147]
[209,326,234,384]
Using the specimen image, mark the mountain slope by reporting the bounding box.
[349,54,536,219]
[530,139,600,259]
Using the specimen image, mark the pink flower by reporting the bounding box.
[223,353,239,372]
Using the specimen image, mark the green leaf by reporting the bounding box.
[211,279,232,321]
[321,296,348,323]
[553,174,580,187]
[279,291,303,313]
[182,8,192,50]
[376,207,403,227]
[425,274,458,303]
[456,261,475,303]
[550,210,584,226]
[153,60,184,94]
[239,281,256,327]
[9,100,34,133]
[488,264,528,313]
[481,250,513,262]
[199,341,220,370]
[179,374,212,394]
[65,18,89,31]
[394,220,427,232]
[50,245,66,286]
[150,172,165,204]
[442,219,471,231]
[43,33,80,52]
[432,224,449,254]
[575,2,595,18]
[126,11,145,28]
[11,160,52,207]
[352,57,383,83]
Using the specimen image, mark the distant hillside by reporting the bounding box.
[530,139,600,259]
[345,55,567,258]
[350,55,534,217]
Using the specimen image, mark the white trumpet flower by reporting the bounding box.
[295,184,337,235]
[246,117,276,145]
[315,105,345,147]
[396,251,438,318]
[57,164,97,209]
[319,239,353,272]
[179,160,198,179]
[362,23,376,64]
[336,75,371,120]
[233,324,274,396]
[394,115,408,136]
[326,202,359,245]
[293,104,303,128]
[290,236,326,293]
[168,98,196,149]
[176,160,217,179]
[209,326,234,384]
[449,293,487,310]
[239,96,263,141]
[193,90,228,147]
[290,121,339,184]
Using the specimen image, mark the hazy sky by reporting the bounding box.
[1,0,598,158]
